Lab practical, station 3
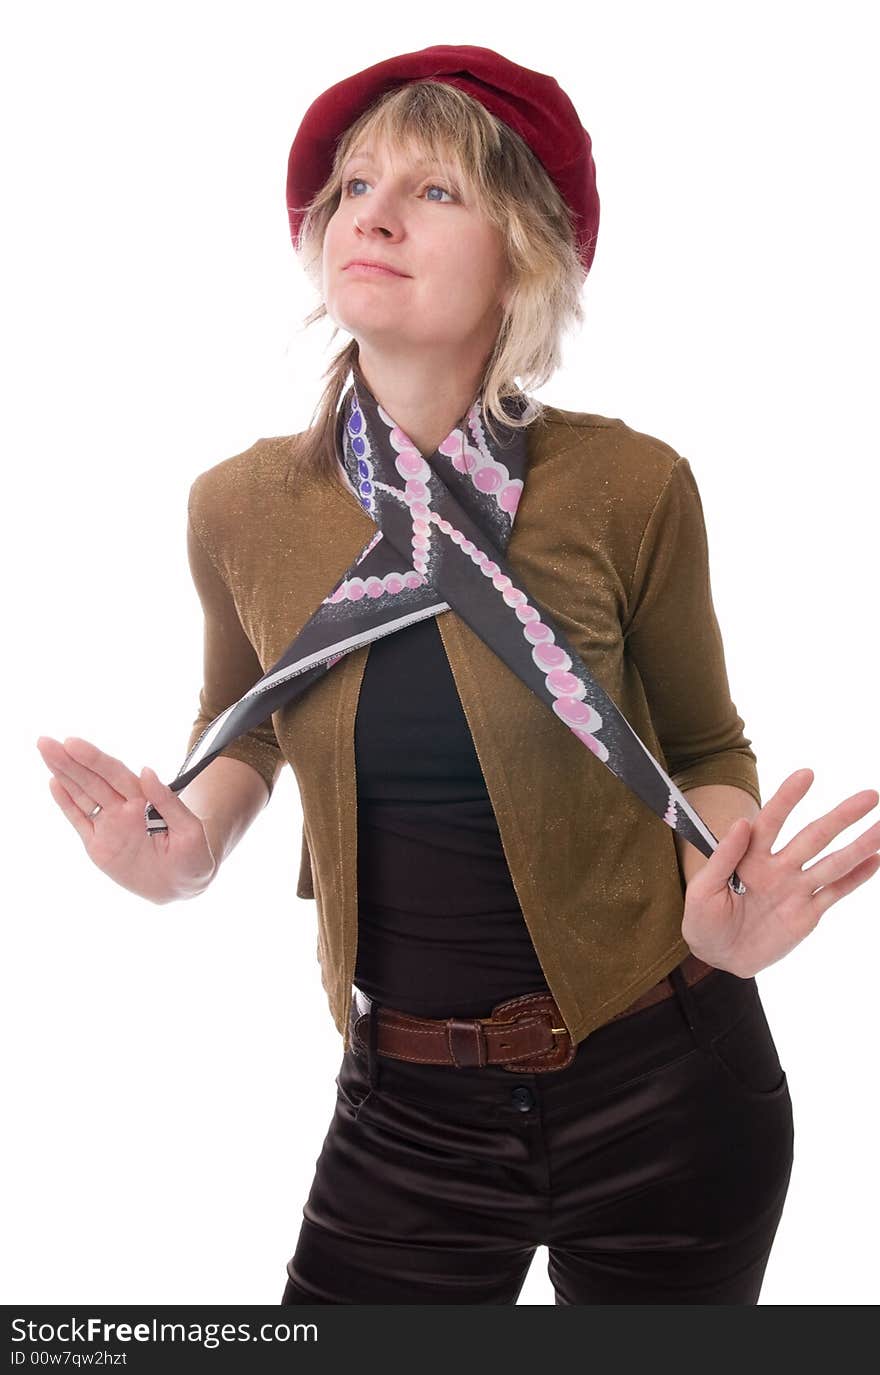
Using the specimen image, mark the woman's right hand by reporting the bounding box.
[36,736,217,905]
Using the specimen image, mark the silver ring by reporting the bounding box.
[87,803,102,819]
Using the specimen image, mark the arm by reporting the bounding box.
[625,457,880,976]
[673,783,761,889]
[624,455,761,807]
[179,755,272,873]
[181,484,286,879]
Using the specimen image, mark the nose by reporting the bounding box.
[349,188,406,243]
[354,214,393,239]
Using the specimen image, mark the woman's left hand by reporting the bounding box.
[681,768,880,977]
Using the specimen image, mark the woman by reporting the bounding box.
[36,46,880,1305]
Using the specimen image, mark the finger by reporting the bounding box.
[751,768,815,849]
[42,755,106,818]
[779,788,880,871]
[46,773,97,846]
[799,818,880,893]
[139,766,199,835]
[53,736,139,811]
[36,735,115,813]
[809,852,880,921]
[64,735,144,803]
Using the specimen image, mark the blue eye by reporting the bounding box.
[343,177,455,202]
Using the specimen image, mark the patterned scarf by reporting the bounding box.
[148,364,745,895]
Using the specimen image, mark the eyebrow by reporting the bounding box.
[342,147,455,174]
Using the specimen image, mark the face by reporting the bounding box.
[322,135,511,358]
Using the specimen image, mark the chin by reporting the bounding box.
[333,310,411,339]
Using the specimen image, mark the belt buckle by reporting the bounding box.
[479,1006,575,1073]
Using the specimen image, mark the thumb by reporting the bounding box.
[140,765,189,828]
[704,816,752,895]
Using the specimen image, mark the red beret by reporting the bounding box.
[286,44,600,276]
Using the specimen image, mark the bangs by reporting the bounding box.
[336,86,495,201]
[345,133,469,197]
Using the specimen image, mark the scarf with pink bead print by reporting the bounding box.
[146,363,744,895]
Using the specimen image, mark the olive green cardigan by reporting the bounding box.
[184,403,760,1051]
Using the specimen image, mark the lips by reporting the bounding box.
[343,260,408,277]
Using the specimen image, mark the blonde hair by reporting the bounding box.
[289,78,587,483]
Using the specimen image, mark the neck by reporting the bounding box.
[351,347,487,457]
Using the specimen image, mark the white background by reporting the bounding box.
[3,0,877,1305]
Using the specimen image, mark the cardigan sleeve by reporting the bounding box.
[183,491,286,801]
[296,823,316,900]
[623,456,761,807]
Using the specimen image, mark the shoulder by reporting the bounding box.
[187,434,302,544]
[531,402,689,514]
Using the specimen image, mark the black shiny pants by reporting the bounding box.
[282,964,794,1304]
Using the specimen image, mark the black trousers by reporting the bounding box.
[281,964,794,1304]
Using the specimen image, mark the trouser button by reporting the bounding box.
[510,1085,535,1111]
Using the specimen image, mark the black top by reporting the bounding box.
[353,613,552,1018]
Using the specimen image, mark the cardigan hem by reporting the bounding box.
[554,936,695,1047]
[335,935,698,1054]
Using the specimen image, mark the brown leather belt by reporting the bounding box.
[349,951,718,1073]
